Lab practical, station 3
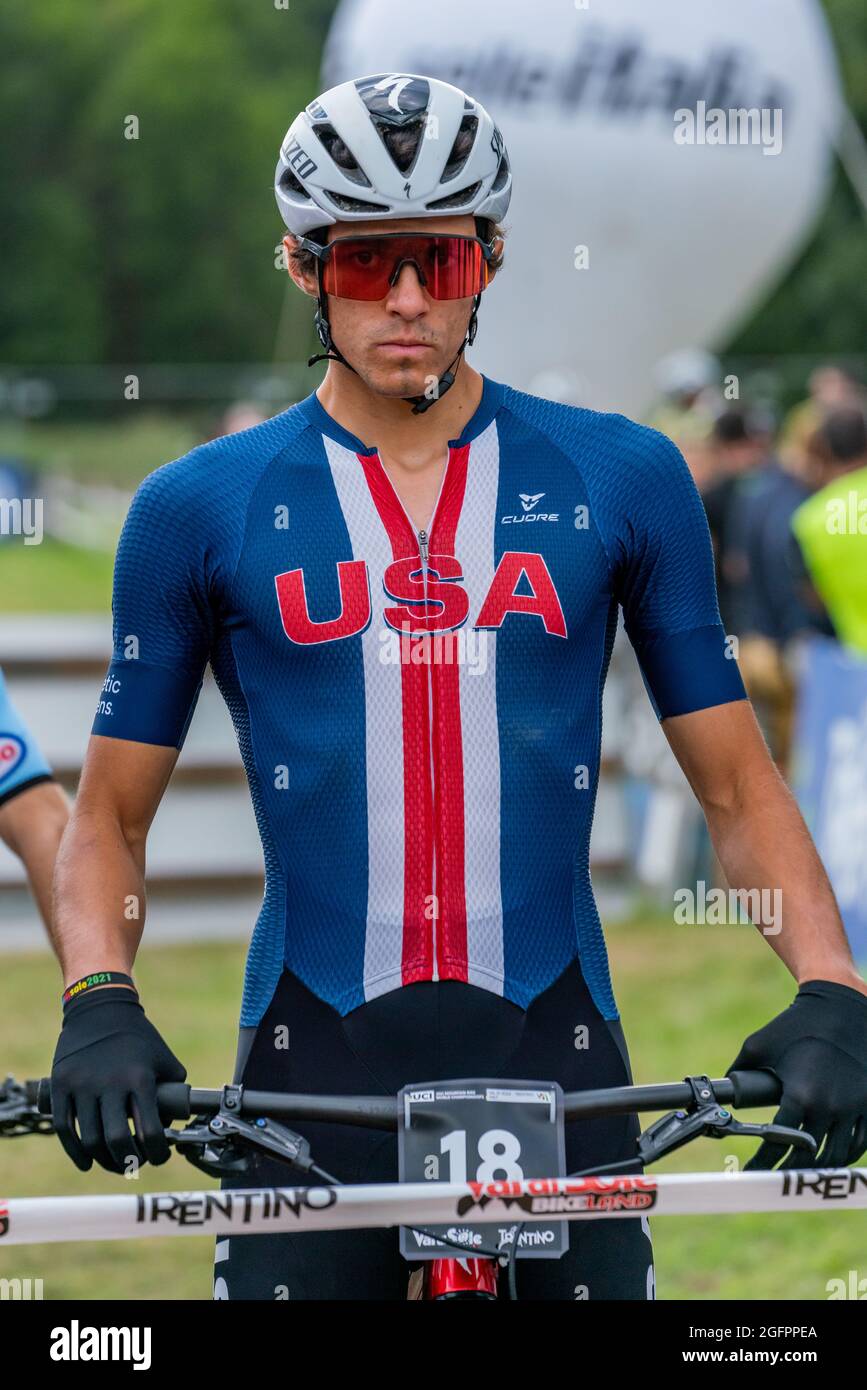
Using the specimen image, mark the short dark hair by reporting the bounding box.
[712,409,750,445]
[817,407,867,464]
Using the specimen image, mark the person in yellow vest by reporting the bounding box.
[792,408,867,658]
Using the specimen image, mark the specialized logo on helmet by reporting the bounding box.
[355,74,430,125]
[282,136,317,181]
[0,734,26,785]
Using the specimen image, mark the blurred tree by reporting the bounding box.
[0,0,336,367]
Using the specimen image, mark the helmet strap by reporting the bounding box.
[306,283,483,418]
[306,284,360,376]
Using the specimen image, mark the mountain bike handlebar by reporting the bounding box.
[32,1069,781,1128]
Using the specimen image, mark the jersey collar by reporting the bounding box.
[297,373,506,455]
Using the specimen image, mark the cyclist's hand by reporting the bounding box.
[727,979,867,1169]
[51,988,186,1174]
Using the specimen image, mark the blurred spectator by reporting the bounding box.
[201,400,269,444]
[651,348,721,488]
[735,444,834,649]
[221,401,269,436]
[720,427,836,770]
[792,407,867,658]
[779,364,865,475]
[700,408,768,635]
[0,457,36,545]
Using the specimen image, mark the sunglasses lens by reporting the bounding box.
[322,235,486,301]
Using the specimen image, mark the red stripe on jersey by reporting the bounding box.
[358,451,434,984]
[428,443,470,981]
[398,637,435,983]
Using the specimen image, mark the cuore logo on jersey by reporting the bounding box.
[0,734,25,784]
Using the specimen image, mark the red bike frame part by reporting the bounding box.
[426,1256,499,1300]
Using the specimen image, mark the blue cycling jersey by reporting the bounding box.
[93,375,746,1026]
[0,666,53,806]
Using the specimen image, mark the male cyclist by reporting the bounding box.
[51,74,867,1301]
[0,664,68,934]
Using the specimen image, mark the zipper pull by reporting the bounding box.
[418,529,429,563]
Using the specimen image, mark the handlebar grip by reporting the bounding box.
[156,1083,192,1122]
[36,1077,52,1114]
[34,1078,191,1121]
[727,1069,781,1109]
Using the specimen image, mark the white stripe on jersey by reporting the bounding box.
[323,436,407,1000]
[453,420,505,992]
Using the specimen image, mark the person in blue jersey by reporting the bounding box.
[0,665,68,933]
[51,73,867,1300]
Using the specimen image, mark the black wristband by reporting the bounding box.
[62,971,137,1009]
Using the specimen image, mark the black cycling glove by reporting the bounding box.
[727,979,867,1169]
[51,987,186,1173]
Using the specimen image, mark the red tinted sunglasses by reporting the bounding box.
[296,232,496,301]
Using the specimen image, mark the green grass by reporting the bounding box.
[0,539,114,613]
[0,944,242,1301]
[0,414,202,614]
[613,919,867,1301]
[0,414,199,488]
[0,918,863,1300]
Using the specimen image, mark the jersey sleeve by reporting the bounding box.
[92,462,215,748]
[609,423,747,719]
[0,667,54,806]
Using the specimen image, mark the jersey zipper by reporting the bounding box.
[417,527,437,979]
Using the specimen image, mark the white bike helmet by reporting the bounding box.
[275,73,512,415]
[275,72,512,236]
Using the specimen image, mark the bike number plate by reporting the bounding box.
[398,1077,566,1261]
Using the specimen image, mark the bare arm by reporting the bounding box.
[52,734,179,987]
[0,780,70,932]
[663,699,866,997]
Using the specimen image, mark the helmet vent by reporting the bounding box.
[312,123,371,187]
[324,189,390,214]
[279,167,310,199]
[372,114,427,175]
[490,152,510,193]
[441,114,478,183]
[426,181,482,211]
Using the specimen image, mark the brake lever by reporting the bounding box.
[704,1116,817,1154]
[168,1084,318,1180]
[167,1119,253,1179]
[636,1074,818,1165]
